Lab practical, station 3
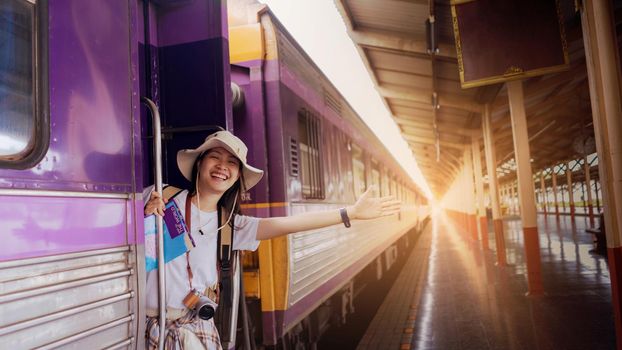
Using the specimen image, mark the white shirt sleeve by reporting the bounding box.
[233,214,261,251]
[142,185,156,204]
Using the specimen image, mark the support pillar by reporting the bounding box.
[582,2,622,346]
[596,180,601,212]
[482,104,507,265]
[507,80,543,295]
[540,174,548,215]
[464,147,478,241]
[585,156,595,226]
[559,179,566,213]
[510,182,516,215]
[567,163,575,218]
[581,179,587,215]
[472,137,489,250]
[504,185,509,214]
[552,169,560,218]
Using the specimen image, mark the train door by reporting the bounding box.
[139,0,234,189]
[138,1,240,348]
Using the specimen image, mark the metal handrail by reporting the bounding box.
[141,97,166,350]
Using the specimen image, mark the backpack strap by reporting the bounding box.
[162,185,184,201]
[217,207,235,307]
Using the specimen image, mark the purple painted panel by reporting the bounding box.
[234,59,263,69]
[128,199,145,245]
[0,0,133,192]
[263,59,280,82]
[156,0,226,46]
[129,0,144,195]
[261,311,277,346]
[231,65,271,210]
[231,66,251,85]
[264,79,287,203]
[0,195,129,261]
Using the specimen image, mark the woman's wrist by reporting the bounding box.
[345,205,357,220]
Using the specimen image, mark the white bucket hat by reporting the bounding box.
[177,131,264,190]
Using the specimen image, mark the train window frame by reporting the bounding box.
[0,0,49,170]
[351,143,366,198]
[381,170,389,197]
[298,108,325,200]
[370,159,380,193]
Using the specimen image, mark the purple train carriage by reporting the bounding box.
[0,0,428,349]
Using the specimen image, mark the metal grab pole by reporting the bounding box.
[142,97,167,350]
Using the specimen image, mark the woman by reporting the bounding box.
[144,131,400,349]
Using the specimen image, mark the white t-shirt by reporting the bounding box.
[144,188,260,310]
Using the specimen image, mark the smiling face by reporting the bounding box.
[198,147,241,195]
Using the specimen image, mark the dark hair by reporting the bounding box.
[188,152,245,217]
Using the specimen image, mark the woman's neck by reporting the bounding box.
[191,189,220,212]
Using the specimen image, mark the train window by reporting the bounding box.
[381,172,389,197]
[370,160,380,192]
[325,125,341,200]
[342,135,355,202]
[351,144,366,197]
[0,0,48,169]
[298,109,324,199]
[392,177,397,196]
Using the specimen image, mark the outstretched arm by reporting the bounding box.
[256,186,401,240]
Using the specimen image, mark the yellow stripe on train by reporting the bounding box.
[229,23,264,63]
[240,202,289,209]
[240,201,290,311]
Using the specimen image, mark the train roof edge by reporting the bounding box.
[228,1,429,198]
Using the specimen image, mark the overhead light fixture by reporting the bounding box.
[426,15,439,55]
[432,92,440,110]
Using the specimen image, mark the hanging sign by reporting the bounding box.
[451,0,570,88]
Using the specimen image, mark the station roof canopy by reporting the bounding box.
[335,0,600,198]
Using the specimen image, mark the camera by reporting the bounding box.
[183,289,218,320]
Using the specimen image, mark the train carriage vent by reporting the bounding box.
[289,137,299,177]
[324,90,342,116]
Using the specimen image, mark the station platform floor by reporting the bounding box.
[357,213,616,350]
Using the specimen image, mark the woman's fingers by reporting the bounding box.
[145,191,166,217]
[379,195,397,202]
[381,199,400,206]
[382,206,401,214]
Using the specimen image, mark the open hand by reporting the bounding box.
[144,191,166,217]
[348,186,401,220]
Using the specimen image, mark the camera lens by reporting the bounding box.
[198,304,215,320]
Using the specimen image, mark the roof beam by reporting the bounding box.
[412,148,462,176]
[405,135,467,150]
[378,86,483,113]
[394,116,479,136]
[394,117,433,129]
[349,29,457,60]
[417,159,459,179]
[401,124,478,139]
